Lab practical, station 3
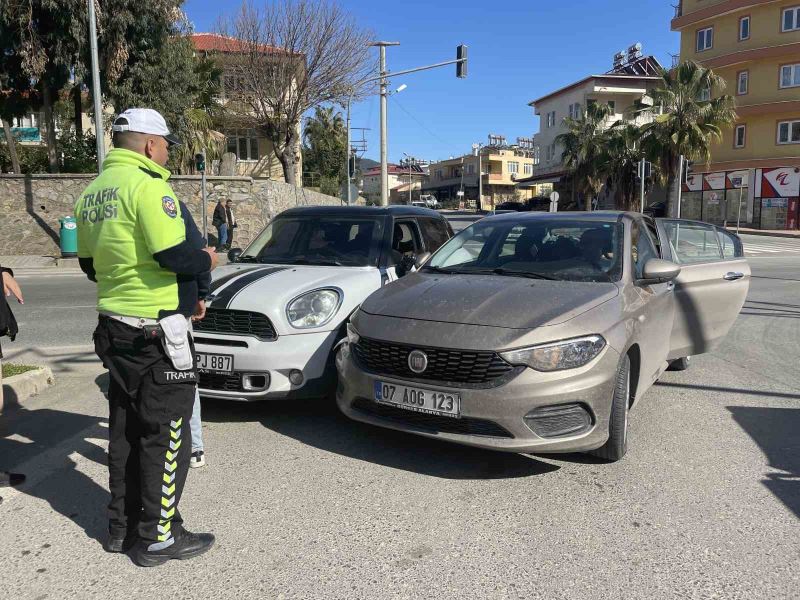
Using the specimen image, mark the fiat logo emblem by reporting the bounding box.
[408,350,428,374]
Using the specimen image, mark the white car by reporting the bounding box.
[194,205,452,401]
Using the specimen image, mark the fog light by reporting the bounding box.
[524,404,593,438]
[289,370,304,386]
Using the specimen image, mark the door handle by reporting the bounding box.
[723,272,744,281]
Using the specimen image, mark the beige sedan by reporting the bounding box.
[336,212,750,461]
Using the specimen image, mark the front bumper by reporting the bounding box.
[335,342,621,454]
[195,329,339,401]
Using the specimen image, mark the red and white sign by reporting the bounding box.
[726,170,749,189]
[703,172,727,191]
[761,167,800,198]
[683,173,703,192]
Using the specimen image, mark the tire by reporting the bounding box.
[667,356,691,371]
[589,354,631,462]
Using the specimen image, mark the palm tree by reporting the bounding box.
[171,108,226,175]
[601,122,648,211]
[640,60,737,217]
[302,106,347,195]
[555,102,612,210]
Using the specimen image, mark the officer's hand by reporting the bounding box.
[2,272,24,304]
[191,300,206,321]
[204,247,219,270]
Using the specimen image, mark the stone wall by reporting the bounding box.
[0,174,348,256]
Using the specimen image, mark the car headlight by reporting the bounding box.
[286,288,342,329]
[499,335,606,372]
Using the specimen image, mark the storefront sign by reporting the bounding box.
[703,172,727,191]
[763,198,788,209]
[683,173,703,192]
[761,168,800,198]
[707,193,720,205]
[726,170,748,189]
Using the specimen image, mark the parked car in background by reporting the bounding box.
[420,194,439,209]
[194,205,453,402]
[336,212,749,461]
[643,201,667,218]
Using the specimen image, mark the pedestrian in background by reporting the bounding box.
[212,199,228,252]
[225,200,237,249]
[0,265,25,504]
[75,108,218,567]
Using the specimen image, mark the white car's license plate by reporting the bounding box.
[196,352,234,374]
[373,381,461,418]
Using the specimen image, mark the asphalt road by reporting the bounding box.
[1,223,798,599]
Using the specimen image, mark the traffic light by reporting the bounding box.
[348,155,356,178]
[682,158,694,183]
[456,44,468,79]
[195,153,206,173]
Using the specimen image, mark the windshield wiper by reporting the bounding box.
[264,257,345,267]
[423,266,459,275]
[237,255,259,263]
[484,268,560,281]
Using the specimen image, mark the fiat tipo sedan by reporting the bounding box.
[336,212,750,461]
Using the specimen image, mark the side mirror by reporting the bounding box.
[227,247,243,263]
[396,255,415,278]
[639,258,681,285]
[415,252,431,268]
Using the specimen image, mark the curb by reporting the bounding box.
[1,367,55,413]
[737,230,800,239]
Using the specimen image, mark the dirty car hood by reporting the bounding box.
[360,272,619,329]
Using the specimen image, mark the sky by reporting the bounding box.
[183,0,680,165]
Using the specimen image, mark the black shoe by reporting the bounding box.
[0,472,25,488]
[132,528,215,567]
[103,532,138,553]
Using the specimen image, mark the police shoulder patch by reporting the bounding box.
[162,196,178,218]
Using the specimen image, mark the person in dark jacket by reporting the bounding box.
[224,200,237,249]
[1,265,25,504]
[178,201,210,469]
[212,200,228,252]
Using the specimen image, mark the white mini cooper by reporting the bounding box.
[194,205,452,401]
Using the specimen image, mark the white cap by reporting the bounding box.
[111,108,181,146]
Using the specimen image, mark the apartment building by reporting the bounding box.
[423,140,541,210]
[191,33,297,181]
[362,164,426,204]
[524,50,663,208]
[673,1,800,229]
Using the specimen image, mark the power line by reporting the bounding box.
[390,95,449,148]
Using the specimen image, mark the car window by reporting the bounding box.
[242,217,383,266]
[643,218,662,258]
[661,220,723,264]
[389,220,423,266]
[428,218,623,282]
[417,218,451,253]
[631,220,659,279]
[717,228,743,259]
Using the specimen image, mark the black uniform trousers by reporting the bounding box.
[93,316,196,549]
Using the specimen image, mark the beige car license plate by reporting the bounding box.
[196,352,234,374]
[374,381,461,418]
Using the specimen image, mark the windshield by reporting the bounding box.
[426,218,623,282]
[241,217,384,267]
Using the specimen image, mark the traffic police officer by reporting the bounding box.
[76,108,218,567]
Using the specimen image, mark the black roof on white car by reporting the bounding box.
[279,205,442,218]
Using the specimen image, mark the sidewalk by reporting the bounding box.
[735,228,800,239]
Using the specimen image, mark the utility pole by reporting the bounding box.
[88,0,105,171]
[676,154,685,218]
[346,93,352,205]
[639,157,646,213]
[371,41,400,207]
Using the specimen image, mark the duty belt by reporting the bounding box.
[100,313,160,328]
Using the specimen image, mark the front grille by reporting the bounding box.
[199,371,243,392]
[353,337,514,384]
[352,398,513,438]
[194,308,277,340]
